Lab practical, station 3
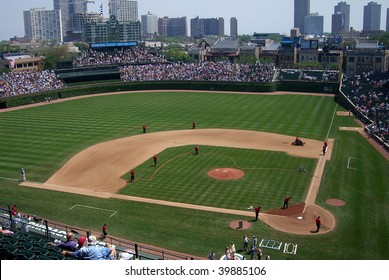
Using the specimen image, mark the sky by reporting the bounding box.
[0,0,388,41]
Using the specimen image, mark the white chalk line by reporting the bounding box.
[69,204,117,217]
[347,157,358,170]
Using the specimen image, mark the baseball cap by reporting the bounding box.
[88,235,97,243]
[78,236,87,247]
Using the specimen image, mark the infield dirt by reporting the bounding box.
[24,128,336,235]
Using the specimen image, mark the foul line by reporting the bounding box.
[326,103,338,141]
[69,204,117,217]
[0,176,20,182]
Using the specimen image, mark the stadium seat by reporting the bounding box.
[48,245,63,253]
[16,241,34,251]
[37,242,55,250]
[16,249,35,260]
[29,246,49,256]
[3,243,18,252]
[2,237,19,246]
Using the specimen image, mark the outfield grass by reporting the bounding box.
[0,91,388,260]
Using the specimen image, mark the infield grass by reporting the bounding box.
[119,145,316,211]
[0,91,388,260]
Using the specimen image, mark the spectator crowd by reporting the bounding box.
[276,69,339,83]
[72,47,167,67]
[342,71,389,144]
[0,70,65,97]
[120,61,275,83]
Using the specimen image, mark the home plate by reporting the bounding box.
[297,216,303,220]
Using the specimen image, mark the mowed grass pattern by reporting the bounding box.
[0,91,388,260]
[120,145,315,211]
[0,92,332,183]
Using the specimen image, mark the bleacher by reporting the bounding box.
[341,71,389,146]
[275,69,339,83]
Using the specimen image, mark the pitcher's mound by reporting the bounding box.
[208,168,244,180]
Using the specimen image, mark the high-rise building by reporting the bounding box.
[230,17,238,38]
[386,8,389,32]
[141,12,158,36]
[334,2,350,32]
[53,0,87,39]
[158,17,169,37]
[332,12,346,35]
[109,0,138,22]
[24,8,63,42]
[190,17,224,38]
[158,17,187,37]
[363,1,381,31]
[169,17,188,37]
[304,13,324,36]
[294,0,310,34]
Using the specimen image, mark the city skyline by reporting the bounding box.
[0,0,389,41]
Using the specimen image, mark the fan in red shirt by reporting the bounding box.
[11,205,18,216]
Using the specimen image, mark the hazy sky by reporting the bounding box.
[0,0,388,40]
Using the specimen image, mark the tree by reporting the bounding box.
[238,35,252,44]
[237,54,257,65]
[164,44,193,63]
[294,61,323,70]
[38,45,75,69]
[0,44,21,53]
[73,42,89,52]
[371,32,389,48]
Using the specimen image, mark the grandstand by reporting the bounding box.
[275,69,339,83]
[0,70,65,97]
[340,71,389,146]
[0,207,199,260]
[72,46,167,67]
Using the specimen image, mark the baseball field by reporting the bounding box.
[0,90,388,259]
